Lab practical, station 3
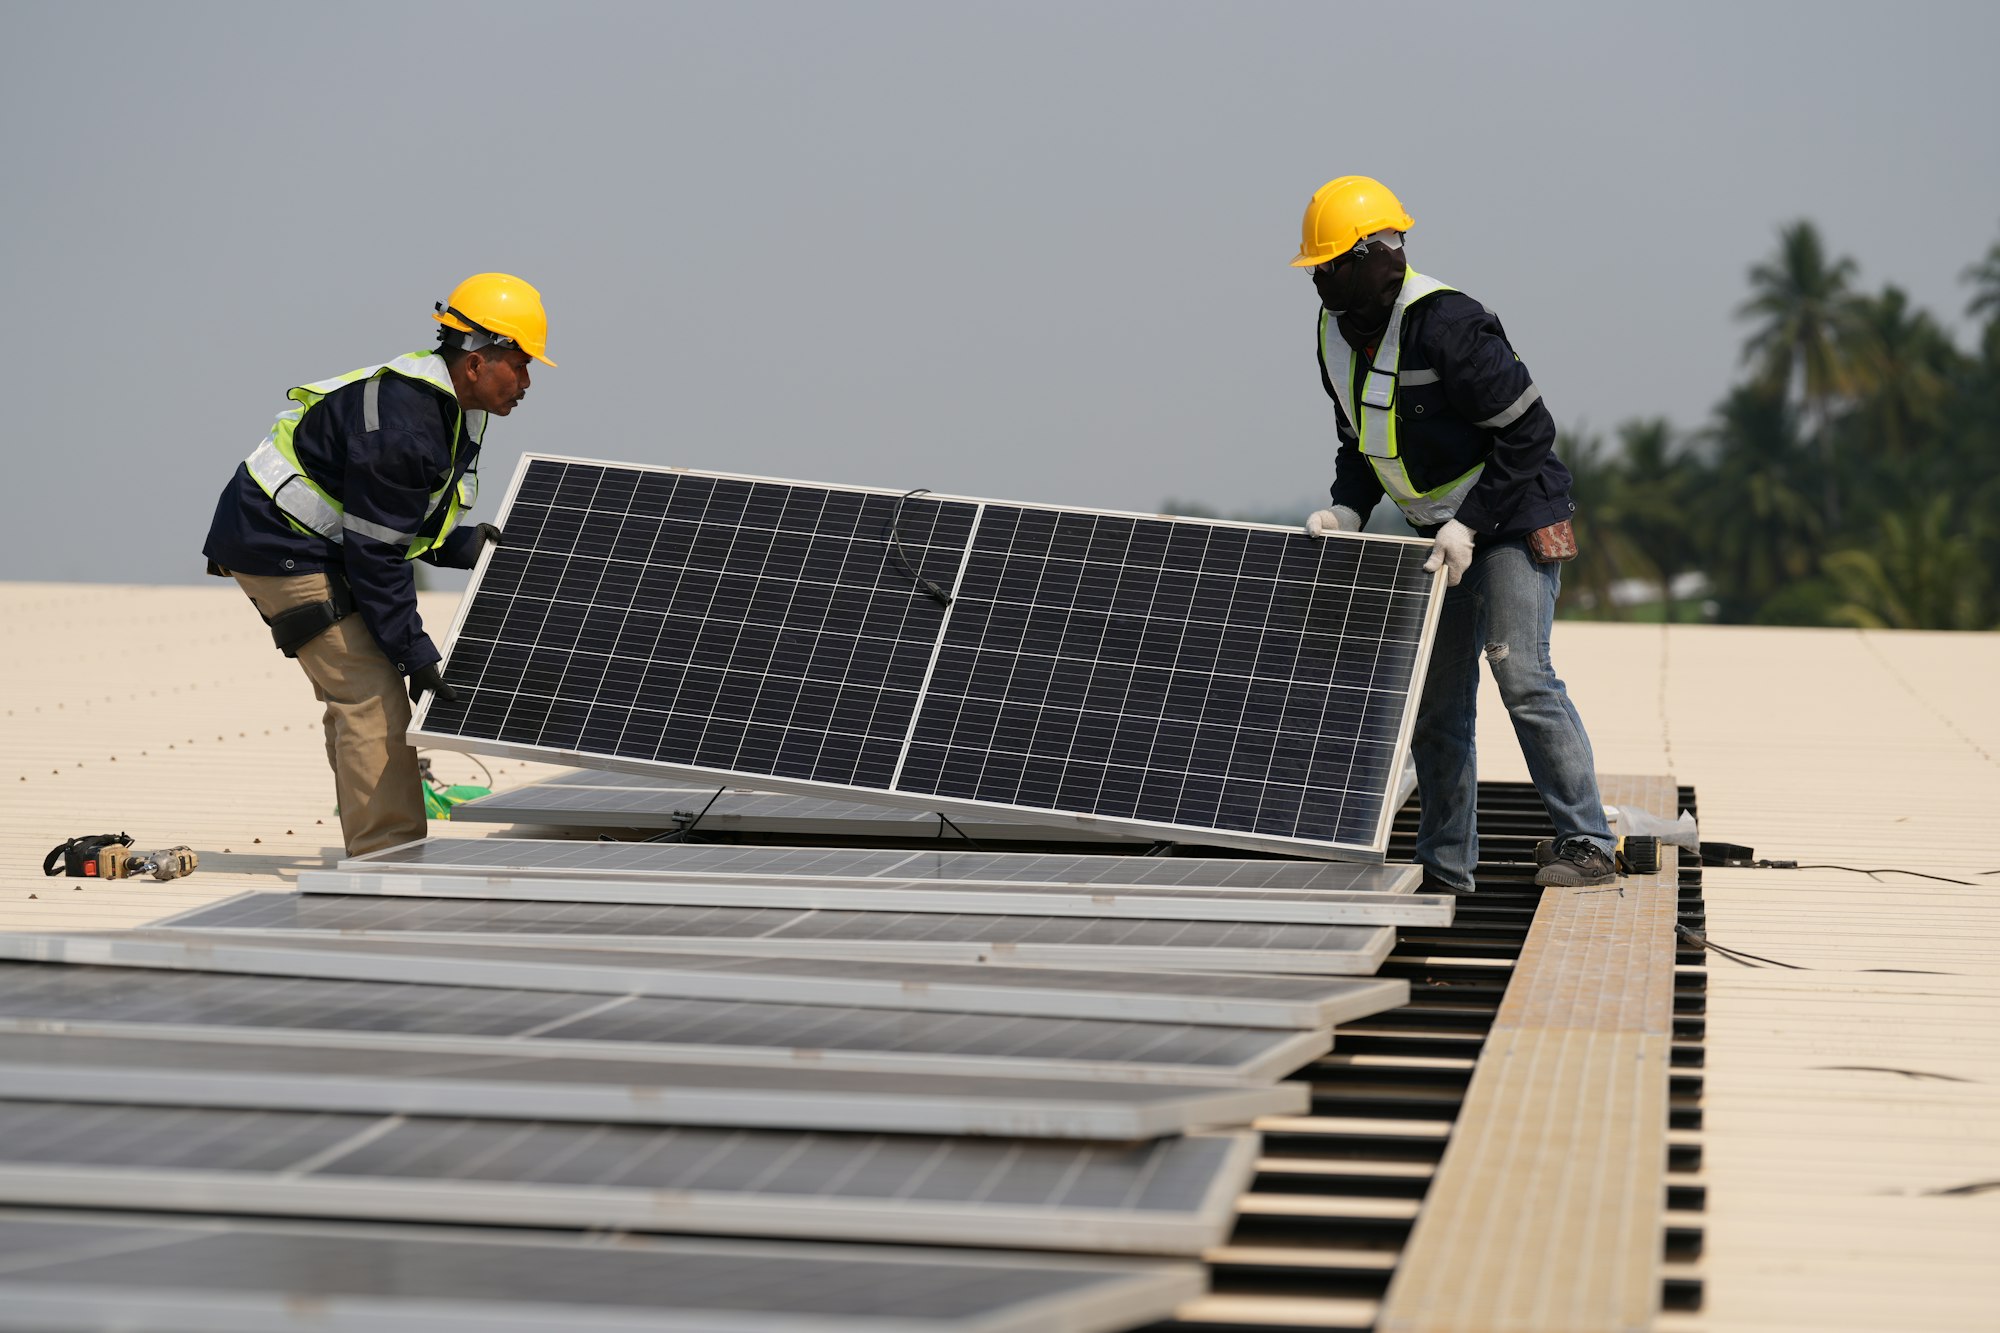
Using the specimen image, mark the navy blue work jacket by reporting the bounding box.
[203,373,482,673]
[1322,289,1576,540]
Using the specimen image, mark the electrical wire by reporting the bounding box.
[417,750,493,788]
[885,488,954,608]
[644,786,726,844]
[1790,864,1974,887]
[1676,923,1955,975]
[933,812,984,852]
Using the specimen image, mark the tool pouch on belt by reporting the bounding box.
[1527,518,1579,564]
[266,571,357,657]
[43,833,133,878]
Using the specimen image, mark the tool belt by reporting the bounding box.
[1527,518,1578,564]
[264,569,357,657]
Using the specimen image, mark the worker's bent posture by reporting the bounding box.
[1293,179,1614,891]
[202,274,554,855]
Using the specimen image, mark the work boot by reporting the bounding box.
[1533,838,1617,887]
[1418,872,1476,896]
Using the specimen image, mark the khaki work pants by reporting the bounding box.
[232,572,425,856]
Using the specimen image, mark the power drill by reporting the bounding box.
[43,833,199,881]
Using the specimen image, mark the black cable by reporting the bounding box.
[934,812,985,852]
[1677,924,1805,970]
[1676,923,1956,975]
[1791,864,1974,887]
[645,786,726,844]
[417,750,493,788]
[885,488,953,608]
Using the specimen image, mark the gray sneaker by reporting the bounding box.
[1533,838,1617,887]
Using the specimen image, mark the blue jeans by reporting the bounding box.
[1411,539,1613,891]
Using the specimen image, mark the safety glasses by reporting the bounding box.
[1311,232,1403,274]
[435,303,519,351]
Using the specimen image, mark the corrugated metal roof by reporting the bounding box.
[5,584,1998,1329]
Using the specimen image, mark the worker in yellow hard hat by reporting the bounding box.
[201,273,555,855]
[1289,178,1616,893]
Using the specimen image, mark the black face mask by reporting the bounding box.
[1313,243,1406,334]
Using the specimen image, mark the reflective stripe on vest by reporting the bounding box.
[1320,269,1485,528]
[241,351,486,559]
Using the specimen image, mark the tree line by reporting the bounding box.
[1562,220,2000,629]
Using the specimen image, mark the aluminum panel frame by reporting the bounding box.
[301,870,1454,927]
[0,1032,1306,1137]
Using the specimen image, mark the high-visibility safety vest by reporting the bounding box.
[242,351,485,560]
[1319,269,1484,528]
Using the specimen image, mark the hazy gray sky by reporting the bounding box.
[5,1,1997,585]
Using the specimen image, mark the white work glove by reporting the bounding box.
[1304,505,1364,538]
[1423,519,1475,586]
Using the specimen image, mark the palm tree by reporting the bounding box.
[1823,497,1988,630]
[1840,285,1960,459]
[1964,230,2000,365]
[1693,384,1823,620]
[1964,232,2000,325]
[1557,425,1653,619]
[1612,418,1697,619]
[1738,221,1858,529]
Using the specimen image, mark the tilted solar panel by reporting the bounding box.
[0,1032,1306,1137]
[0,1101,1254,1254]
[412,457,1441,859]
[159,893,1397,974]
[0,1212,1203,1333]
[0,960,1334,1085]
[342,837,1423,894]
[303,868,1454,927]
[449,780,1138,842]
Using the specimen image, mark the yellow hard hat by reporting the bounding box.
[433,272,556,367]
[1290,177,1415,268]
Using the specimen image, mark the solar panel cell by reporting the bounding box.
[427,461,981,792]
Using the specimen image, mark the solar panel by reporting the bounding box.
[0,934,1408,1031]
[411,457,1441,859]
[451,780,1140,843]
[0,1032,1305,1137]
[0,1211,1204,1333]
[0,1101,1255,1254]
[344,837,1424,894]
[304,868,1453,927]
[159,893,1398,974]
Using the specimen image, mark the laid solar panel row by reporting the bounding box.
[0,1101,1254,1254]
[304,869,1454,927]
[0,1032,1304,1138]
[451,778,1143,843]
[161,893,1398,974]
[412,457,1442,859]
[0,935,1406,1031]
[344,838,1424,894]
[0,1212,1202,1333]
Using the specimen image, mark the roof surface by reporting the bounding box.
[4,582,1997,1330]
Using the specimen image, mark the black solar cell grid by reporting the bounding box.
[425,461,978,791]
[418,458,1437,854]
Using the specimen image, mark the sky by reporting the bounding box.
[4,0,1997,586]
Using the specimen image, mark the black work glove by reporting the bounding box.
[476,523,505,550]
[408,662,459,705]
